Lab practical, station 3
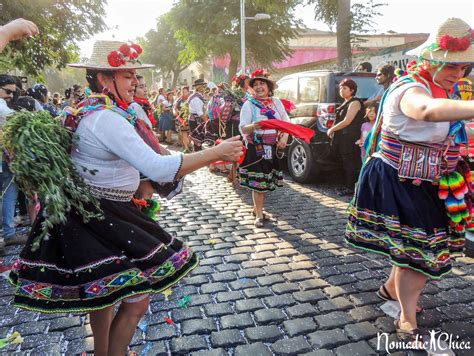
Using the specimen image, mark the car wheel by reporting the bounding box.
[288,140,317,183]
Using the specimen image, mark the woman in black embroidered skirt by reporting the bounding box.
[239,70,289,227]
[8,40,242,356]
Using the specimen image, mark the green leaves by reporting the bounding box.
[166,0,302,76]
[0,0,107,76]
[2,111,103,251]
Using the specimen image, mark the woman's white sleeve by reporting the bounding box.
[92,111,182,183]
[239,101,253,134]
[274,98,290,122]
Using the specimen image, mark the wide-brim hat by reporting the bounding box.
[192,78,207,87]
[248,69,277,90]
[69,40,155,70]
[406,18,474,63]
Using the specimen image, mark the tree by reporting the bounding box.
[140,14,194,89]
[0,0,107,76]
[167,0,302,82]
[308,0,385,70]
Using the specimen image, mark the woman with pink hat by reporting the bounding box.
[8,40,242,355]
[346,18,474,347]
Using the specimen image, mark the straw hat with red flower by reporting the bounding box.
[69,40,154,70]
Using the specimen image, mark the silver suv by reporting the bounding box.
[275,70,378,183]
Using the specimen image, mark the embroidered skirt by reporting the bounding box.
[345,157,464,279]
[9,199,198,313]
[239,143,283,192]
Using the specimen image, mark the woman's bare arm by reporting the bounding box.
[400,87,474,122]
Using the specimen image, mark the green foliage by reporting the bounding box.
[0,0,107,76]
[2,111,103,251]
[307,0,386,69]
[140,14,193,87]
[167,0,302,76]
[309,0,385,35]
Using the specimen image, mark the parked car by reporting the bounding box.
[274,70,379,183]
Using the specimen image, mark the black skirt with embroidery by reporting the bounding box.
[239,143,283,192]
[9,199,198,313]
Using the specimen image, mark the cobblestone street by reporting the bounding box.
[1,168,474,355]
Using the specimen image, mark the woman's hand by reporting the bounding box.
[327,128,335,139]
[355,139,362,147]
[277,133,288,150]
[213,136,243,162]
[0,19,39,42]
[242,122,260,135]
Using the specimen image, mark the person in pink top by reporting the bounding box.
[355,102,378,160]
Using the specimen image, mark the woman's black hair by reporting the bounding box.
[86,69,113,93]
[0,74,16,86]
[64,87,72,99]
[13,96,36,112]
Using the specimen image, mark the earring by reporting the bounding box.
[102,87,110,95]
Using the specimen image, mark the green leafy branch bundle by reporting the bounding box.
[2,111,103,251]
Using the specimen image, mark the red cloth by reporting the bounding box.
[134,96,157,126]
[412,68,450,99]
[258,120,315,143]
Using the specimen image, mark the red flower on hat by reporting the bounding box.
[119,43,132,56]
[131,43,143,55]
[108,50,126,67]
[439,33,471,52]
[251,69,267,78]
[129,48,139,59]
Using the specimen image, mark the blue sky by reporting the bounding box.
[79,0,473,57]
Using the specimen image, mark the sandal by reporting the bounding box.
[254,218,264,228]
[377,285,424,314]
[394,320,425,349]
[252,210,271,221]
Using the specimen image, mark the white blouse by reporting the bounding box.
[129,102,153,129]
[382,82,450,144]
[72,109,182,191]
[239,97,290,137]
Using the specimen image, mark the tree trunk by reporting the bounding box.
[228,55,239,85]
[171,68,180,89]
[336,0,352,70]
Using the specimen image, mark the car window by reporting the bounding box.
[299,77,320,103]
[275,78,297,102]
[335,76,379,102]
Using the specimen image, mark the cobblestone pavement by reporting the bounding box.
[1,168,474,355]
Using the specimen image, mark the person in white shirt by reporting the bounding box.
[9,40,242,356]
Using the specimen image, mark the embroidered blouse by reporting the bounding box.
[72,109,182,191]
[239,97,290,145]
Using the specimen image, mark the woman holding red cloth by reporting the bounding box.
[239,70,289,227]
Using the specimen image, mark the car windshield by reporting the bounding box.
[335,75,379,102]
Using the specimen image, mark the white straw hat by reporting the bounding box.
[406,18,474,63]
[69,40,154,70]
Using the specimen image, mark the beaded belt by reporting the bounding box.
[88,185,135,202]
